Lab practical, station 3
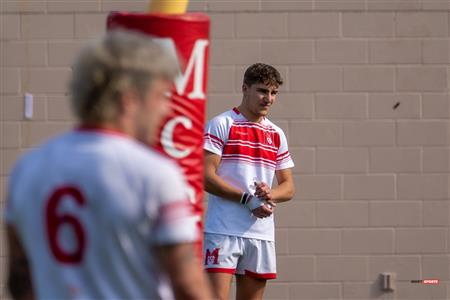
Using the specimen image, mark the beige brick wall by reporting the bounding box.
[1,1,449,299]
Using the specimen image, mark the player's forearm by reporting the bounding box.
[204,171,243,202]
[271,180,295,203]
[158,243,213,300]
[7,227,35,300]
[172,268,212,299]
[7,267,34,300]
[171,264,212,300]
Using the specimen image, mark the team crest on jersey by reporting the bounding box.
[266,132,273,145]
[204,248,219,265]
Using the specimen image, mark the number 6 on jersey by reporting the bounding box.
[45,185,86,264]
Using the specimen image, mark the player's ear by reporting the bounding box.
[242,83,248,93]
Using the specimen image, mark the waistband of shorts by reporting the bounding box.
[204,230,274,242]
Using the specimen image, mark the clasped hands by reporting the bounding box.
[251,182,276,218]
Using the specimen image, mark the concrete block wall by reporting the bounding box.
[1,1,449,299]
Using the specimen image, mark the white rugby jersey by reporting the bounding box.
[4,127,197,300]
[204,108,294,241]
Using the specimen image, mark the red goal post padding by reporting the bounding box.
[107,12,210,257]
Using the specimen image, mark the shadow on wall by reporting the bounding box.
[371,274,391,299]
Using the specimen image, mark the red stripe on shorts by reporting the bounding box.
[206,268,236,274]
[244,270,277,279]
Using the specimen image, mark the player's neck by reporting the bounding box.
[236,105,263,123]
[78,121,132,136]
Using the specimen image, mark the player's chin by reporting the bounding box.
[259,108,270,116]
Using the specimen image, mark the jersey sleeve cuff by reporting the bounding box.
[153,216,199,245]
[203,144,222,156]
[276,161,295,170]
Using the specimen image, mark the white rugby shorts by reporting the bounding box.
[203,233,276,279]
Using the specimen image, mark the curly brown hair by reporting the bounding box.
[243,63,283,88]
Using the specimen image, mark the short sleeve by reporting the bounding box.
[204,117,228,156]
[276,129,294,170]
[151,164,198,245]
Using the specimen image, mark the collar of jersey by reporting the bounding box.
[232,107,267,125]
[76,125,130,138]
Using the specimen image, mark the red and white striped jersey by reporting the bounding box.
[4,128,197,299]
[203,108,294,241]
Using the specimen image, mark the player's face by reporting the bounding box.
[135,78,172,145]
[242,82,278,121]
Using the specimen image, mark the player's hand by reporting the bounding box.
[254,181,273,202]
[251,202,274,218]
[265,200,277,210]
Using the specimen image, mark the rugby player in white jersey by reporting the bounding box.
[203,63,295,300]
[5,30,212,300]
